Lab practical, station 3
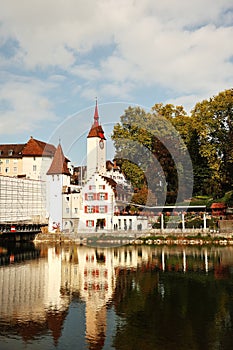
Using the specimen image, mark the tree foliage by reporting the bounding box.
[112,105,192,205]
[112,89,233,203]
[191,89,233,197]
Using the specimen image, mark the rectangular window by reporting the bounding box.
[88,193,94,200]
[86,220,94,227]
[33,165,37,171]
[5,167,9,173]
[99,206,105,213]
[6,159,9,164]
[87,206,94,213]
[129,219,132,230]
[13,167,17,172]
[99,185,105,190]
[74,208,78,214]
[99,193,105,200]
[66,208,69,213]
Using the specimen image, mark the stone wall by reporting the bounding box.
[218,220,233,233]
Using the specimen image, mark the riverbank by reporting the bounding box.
[34,230,233,246]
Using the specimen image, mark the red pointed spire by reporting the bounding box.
[87,99,106,140]
[47,143,70,176]
[94,98,99,126]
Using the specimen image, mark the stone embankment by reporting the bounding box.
[34,230,233,246]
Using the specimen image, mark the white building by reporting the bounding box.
[0,136,57,181]
[0,102,148,233]
[77,102,148,232]
[46,143,82,232]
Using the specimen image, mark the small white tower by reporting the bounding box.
[46,143,71,232]
[87,100,106,180]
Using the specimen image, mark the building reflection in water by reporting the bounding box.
[0,244,233,348]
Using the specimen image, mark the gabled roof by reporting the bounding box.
[47,144,71,176]
[87,100,106,140]
[22,137,56,157]
[0,143,25,158]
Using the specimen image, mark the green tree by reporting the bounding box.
[112,105,193,205]
[170,114,212,196]
[191,89,233,197]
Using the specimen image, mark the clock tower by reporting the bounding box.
[86,100,106,180]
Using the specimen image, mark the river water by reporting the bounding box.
[0,241,233,350]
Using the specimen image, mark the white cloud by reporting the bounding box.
[0,75,57,134]
[0,0,232,139]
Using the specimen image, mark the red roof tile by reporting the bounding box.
[47,144,70,175]
[211,202,226,209]
[0,143,25,158]
[22,137,56,157]
[87,124,106,139]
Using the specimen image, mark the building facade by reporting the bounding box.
[0,137,56,181]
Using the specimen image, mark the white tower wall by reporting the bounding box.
[47,174,69,232]
[87,137,106,180]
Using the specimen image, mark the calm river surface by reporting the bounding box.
[0,241,233,350]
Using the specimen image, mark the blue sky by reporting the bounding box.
[0,0,233,165]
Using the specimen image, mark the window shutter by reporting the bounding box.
[96,206,99,213]
[105,206,108,213]
[86,220,88,227]
[103,185,105,190]
[89,185,92,190]
[97,193,100,200]
[85,193,87,200]
[94,193,97,200]
[105,193,108,200]
[92,221,94,227]
[84,206,87,213]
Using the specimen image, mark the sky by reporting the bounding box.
[0,0,233,165]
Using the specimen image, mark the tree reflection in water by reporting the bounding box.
[0,244,233,350]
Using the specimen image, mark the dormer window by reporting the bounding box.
[8,149,13,156]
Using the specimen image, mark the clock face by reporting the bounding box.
[99,140,104,149]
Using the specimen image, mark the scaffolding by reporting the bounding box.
[0,175,47,224]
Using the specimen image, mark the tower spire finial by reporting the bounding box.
[94,97,99,126]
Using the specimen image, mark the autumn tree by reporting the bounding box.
[191,89,233,197]
[112,105,193,205]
